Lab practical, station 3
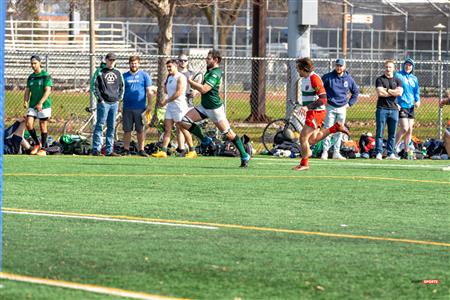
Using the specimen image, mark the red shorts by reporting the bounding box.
[305,110,326,129]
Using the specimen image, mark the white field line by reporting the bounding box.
[3,208,450,247]
[254,157,447,169]
[0,272,189,300]
[3,210,218,230]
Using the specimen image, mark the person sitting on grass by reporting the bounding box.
[4,117,32,155]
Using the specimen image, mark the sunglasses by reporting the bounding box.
[178,60,188,62]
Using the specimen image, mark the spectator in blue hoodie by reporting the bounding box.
[394,58,420,156]
[321,58,359,160]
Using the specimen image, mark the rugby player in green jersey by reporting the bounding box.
[23,55,53,155]
[179,49,251,168]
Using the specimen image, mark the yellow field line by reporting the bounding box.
[3,207,450,248]
[0,272,189,300]
[4,172,449,185]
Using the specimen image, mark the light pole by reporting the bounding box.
[89,0,96,123]
[7,1,16,51]
[434,23,446,139]
[213,0,218,49]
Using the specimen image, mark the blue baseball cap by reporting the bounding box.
[404,57,415,66]
[335,58,345,66]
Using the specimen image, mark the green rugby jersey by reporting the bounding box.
[201,67,223,109]
[27,70,53,109]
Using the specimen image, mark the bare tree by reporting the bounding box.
[10,0,42,21]
[135,0,176,109]
[102,0,176,110]
[202,0,245,49]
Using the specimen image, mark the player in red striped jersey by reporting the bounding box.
[293,57,350,171]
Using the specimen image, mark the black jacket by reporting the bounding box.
[91,63,124,103]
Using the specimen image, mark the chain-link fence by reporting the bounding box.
[5,51,449,151]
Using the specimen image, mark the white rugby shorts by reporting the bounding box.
[27,107,51,119]
[196,104,226,123]
[165,102,188,122]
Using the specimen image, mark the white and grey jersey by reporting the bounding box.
[165,72,187,106]
[181,69,195,106]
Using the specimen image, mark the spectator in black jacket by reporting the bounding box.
[90,52,124,156]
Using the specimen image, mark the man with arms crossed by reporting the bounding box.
[375,60,403,160]
[122,55,154,157]
[23,55,52,156]
[293,57,350,171]
[180,49,251,168]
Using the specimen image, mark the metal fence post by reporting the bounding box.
[196,23,200,48]
[438,60,443,139]
[223,57,227,113]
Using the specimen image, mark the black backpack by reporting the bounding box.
[59,135,90,155]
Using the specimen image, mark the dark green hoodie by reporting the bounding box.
[91,62,124,103]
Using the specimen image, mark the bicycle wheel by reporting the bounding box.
[114,114,123,141]
[63,113,91,136]
[261,118,297,152]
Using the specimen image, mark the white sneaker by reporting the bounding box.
[332,152,346,160]
[321,152,328,160]
[376,153,383,160]
[442,165,450,171]
[386,153,400,160]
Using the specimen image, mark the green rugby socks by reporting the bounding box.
[232,135,247,158]
[189,123,206,141]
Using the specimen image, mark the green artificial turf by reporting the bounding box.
[1,155,449,299]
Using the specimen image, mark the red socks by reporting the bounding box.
[329,123,338,133]
[300,158,309,167]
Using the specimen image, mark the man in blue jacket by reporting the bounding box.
[321,58,359,160]
[394,58,420,156]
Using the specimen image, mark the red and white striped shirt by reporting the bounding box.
[300,72,326,111]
